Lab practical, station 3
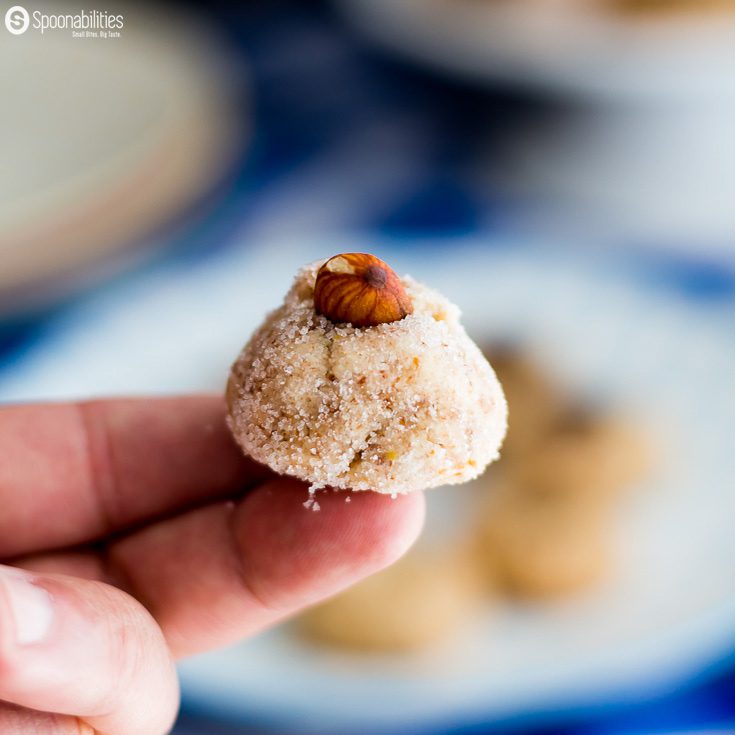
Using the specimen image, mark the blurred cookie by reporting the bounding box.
[511,409,651,505]
[296,549,482,652]
[482,345,565,460]
[614,0,735,15]
[473,481,613,598]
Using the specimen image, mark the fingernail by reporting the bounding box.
[0,567,54,645]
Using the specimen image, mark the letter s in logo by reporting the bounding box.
[4,5,30,34]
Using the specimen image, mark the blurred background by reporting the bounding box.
[2,1,735,733]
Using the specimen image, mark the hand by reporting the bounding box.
[0,396,425,734]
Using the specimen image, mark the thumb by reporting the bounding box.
[0,564,179,735]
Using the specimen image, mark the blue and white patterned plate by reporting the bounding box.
[1,239,734,732]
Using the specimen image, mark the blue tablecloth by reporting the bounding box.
[2,1,734,732]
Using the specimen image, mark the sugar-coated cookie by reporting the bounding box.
[227,255,507,494]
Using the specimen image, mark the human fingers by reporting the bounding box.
[0,702,90,734]
[16,481,426,658]
[0,564,179,735]
[114,480,425,656]
[0,396,269,558]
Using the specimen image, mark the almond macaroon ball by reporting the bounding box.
[226,253,507,495]
[296,547,482,651]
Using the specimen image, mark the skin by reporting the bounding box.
[0,396,425,734]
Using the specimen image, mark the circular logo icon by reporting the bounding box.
[5,5,30,34]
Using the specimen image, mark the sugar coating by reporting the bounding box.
[226,261,507,494]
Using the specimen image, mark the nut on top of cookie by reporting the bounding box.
[226,253,507,495]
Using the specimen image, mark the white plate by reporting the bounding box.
[0,3,245,313]
[1,239,734,731]
[335,0,735,101]
[333,1,735,250]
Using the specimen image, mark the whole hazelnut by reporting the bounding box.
[313,253,413,327]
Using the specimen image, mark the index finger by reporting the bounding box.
[0,396,269,558]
